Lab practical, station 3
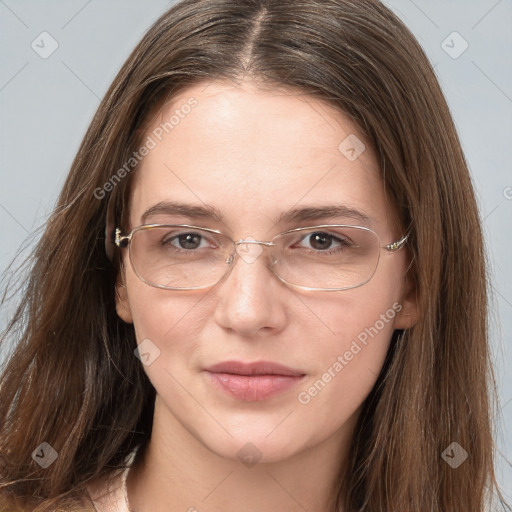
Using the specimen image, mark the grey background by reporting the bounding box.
[1,0,511,501]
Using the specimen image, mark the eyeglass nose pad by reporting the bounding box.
[225,247,276,266]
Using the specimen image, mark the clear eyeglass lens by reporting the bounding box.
[128,225,381,290]
[129,226,233,289]
[271,226,380,289]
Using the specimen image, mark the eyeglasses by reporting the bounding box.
[114,224,408,291]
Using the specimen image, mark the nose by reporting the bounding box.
[213,241,288,337]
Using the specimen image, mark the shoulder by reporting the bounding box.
[86,446,140,512]
[87,469,130,512]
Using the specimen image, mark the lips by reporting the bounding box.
[204,360,305,401]
[205,360,304,377]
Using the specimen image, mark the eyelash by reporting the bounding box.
[161,231,354,253]
[294,232,353,253]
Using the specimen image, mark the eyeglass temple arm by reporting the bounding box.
[114,228,130,248]
[384,233,409,252]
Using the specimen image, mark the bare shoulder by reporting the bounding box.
[86,470,129,512]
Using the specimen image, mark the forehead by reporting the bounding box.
[130,81,392,233]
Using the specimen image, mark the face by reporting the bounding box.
[116,80,416,464]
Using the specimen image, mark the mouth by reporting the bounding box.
[204,360,306,401]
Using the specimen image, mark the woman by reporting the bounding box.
[0,0,507,510]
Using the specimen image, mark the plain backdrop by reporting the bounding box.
[1,0,511,502]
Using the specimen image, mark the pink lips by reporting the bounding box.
[205,361,305,401]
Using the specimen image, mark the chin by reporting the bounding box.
[195,421,310,465]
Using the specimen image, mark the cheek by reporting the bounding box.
[124,269,212,367]
[307,259,403,352]
[305,291,399,378]
[296,262,404,405]
[294,295,400,436]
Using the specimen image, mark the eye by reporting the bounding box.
[299,231,351,251]
[163,232,210,250]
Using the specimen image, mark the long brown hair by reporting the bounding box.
[0,0,507,510]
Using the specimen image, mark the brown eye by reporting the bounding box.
[176,233,202,250]
[309,232,334,250]
[161,232,207,250]
[299,232,351,252]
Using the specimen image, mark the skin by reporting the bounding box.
[114,80,417,512]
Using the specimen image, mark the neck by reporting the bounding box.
[126,398,357,512]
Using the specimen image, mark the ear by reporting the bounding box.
[115,274,133,324]
[393,272,419,330]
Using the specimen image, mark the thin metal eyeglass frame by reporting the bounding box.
[114,224,409,291]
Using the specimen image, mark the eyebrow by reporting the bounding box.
[141,201,222,223]
[141,201,371,226]
[278,205,371,225]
